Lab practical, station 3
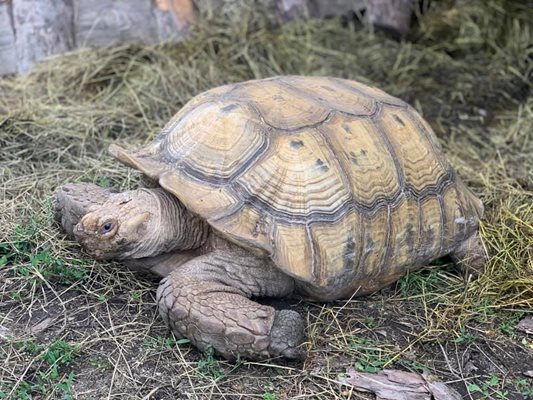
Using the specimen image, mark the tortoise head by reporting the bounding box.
[74,189,160,260]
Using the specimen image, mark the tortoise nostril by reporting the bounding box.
[78,216,87,230]
[73,222,83,236]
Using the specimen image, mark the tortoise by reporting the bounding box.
[54,75,486,360]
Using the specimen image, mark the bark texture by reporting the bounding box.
[12,0,75,74]
[272,0,366,21]
[365,0,413,38]
[75,0,156,47]
[1,0,197,75]
[0,2,16,75]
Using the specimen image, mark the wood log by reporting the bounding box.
[0,1,17,75]
[153,0,197,40]
[74,0,158,47]
[12,0,75,74]
[275,0,311,20]
[0,0,415,76]
[311,0,365,19]
[275,0,365,21]
[365,0,413,38]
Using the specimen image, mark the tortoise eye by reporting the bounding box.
[100,221,115,234]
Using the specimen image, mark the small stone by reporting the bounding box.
[0,325,11,341]
[517,316,533,334]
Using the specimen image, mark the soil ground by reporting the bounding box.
[1,1,532,399]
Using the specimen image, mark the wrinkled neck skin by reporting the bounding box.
[128,188,210,259]
[125,230,240,277]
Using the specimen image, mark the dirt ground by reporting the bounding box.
[1,0,532,399]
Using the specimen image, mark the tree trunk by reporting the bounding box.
[12,0,75,74]
[74,0,157,47]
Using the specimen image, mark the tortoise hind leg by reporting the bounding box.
[156,250,306,360]
[451,231,487,278]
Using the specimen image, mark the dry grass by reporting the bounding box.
[1,0,532,399]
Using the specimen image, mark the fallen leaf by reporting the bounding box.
[423,374,462,400]
[30,317,53,334]
[340,369,462,400]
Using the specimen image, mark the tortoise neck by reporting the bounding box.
[148,188,210,255]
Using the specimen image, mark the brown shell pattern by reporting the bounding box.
[113,76,483,289]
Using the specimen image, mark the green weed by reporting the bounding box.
[498,312,525,336]
[397,268,454,300]
[96,176,111,188]
[397,359,429,374]
[129,290,142,302]
[9,339,79,399]
[467,375,508,399]
[1,220,88,286]
[347,337,388,373]
[515,378,533,399]
[89,356,113,372]
[196,346,225,380]
[143,335,191,352]
[363,316,377,329]
[453,327,477,344]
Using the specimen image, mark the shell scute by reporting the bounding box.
[417,195,444,260]
[379,107,450,193]
[277,76,377,117]
[235,128,351,219]
[158,172,238,219]
[272,223,315,282]
[160,101,268,184]
[320,113,401,208]
[225,78,330,130]
[308,211,363,287]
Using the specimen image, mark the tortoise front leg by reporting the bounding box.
[156,250,306,360]
[54,183,116,237]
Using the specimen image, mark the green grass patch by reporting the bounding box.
[8,339,80,399]
[0,218,89,286]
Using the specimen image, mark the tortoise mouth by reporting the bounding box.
[83,247,105,259]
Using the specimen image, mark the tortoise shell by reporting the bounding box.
[110,76,483,292]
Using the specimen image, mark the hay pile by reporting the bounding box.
[1,0,532,398]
